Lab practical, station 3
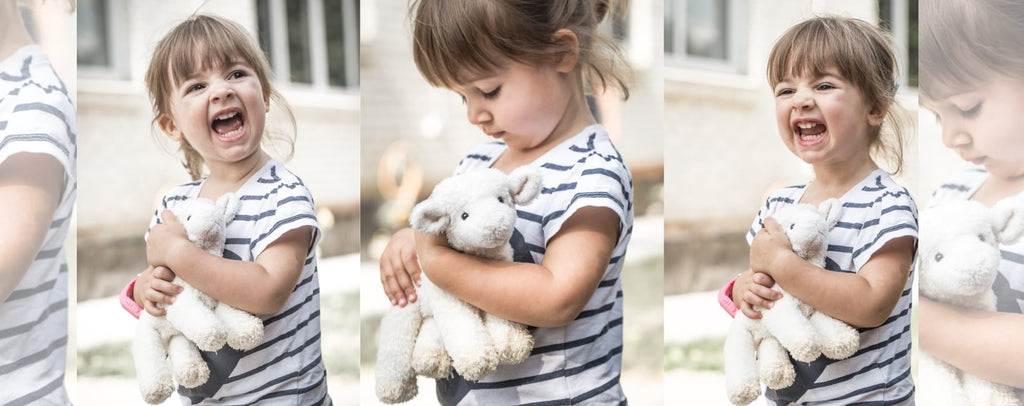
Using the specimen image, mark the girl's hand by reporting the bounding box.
[146,210,190,268]
[133,265,183,317]
[733,270,782,319]
[379,228,422,307]
[750,217,796,277]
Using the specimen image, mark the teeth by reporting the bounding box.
[215,112,238,121]
[797,122,816,129]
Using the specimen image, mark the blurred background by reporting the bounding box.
[74,0,360,404]
[358,0,665,404]
[662,0,929,403]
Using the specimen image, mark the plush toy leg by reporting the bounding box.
[412,316,451,378]
[757,337,795,390]
[430,290,498,381]
[134,315,175,405]
[215,302,265,351]
[724,317,761,406]
[165,284,227,352]
[484,313,533,365]
[761,294,820,363]
[918,353,970,406]
[376,302,422,404]
[168,333,210,388]
[808,311,859,360]
[963,372,1020,406]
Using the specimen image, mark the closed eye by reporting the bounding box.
[482,86,501,100]
[958,103,982,119]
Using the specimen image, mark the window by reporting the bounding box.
[664,0,747,74]
[878,0,917,88]
[76,0,128,78]
[256,0,359,90]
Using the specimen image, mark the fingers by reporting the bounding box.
[739,301,762,319]
[763,216,780,232]
[751,272,777,289]
[152,265,177,282]
[380,258,406,307]
[143,301,166,317]
[159,210,179,226]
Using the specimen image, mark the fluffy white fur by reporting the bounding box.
[724,199,860,405]
[376,167,541,404]
[917,196,1024,406]
[133,194,265,405]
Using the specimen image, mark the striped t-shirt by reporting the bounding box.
[436,124,633,405]
[0,45,76,405]
[929,169,1024,315]
[747,169,917,405]
[149,160,330,405]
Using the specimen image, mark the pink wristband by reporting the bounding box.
[120,278,142,319]
[718,277,739,318]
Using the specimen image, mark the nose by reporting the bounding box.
[466,99,492,125]
[793,89,814,110]
[209,80,235,103]
[940,117,972,149]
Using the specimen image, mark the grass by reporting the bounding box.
[78,341,136,377]
[664,336,725,372]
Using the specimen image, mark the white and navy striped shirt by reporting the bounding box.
[930,169,1024,316]
[436,124,633,405]
[747,169,917,405]
[0,45,76,406]
[149,160,330,405]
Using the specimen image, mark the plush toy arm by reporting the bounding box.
[376,303,424,404]
[508,166,542,205]
[992,194,1024,244]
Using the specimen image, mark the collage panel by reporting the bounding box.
[75,1,359,404]
[664,1,921,404]
[358,0,663,404]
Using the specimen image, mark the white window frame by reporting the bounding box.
[665,0,748,75]
[879,0,912,88]
[77,0,129,79]
[260,0,359,91]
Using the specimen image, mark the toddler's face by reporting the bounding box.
[923,73,1024,180]
[772,67,883,167]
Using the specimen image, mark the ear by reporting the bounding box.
[818,198,843,229]
[157,114,183,142]
[410,200,449,235]
[867,99,889,127]
[991,194,1024,244]
[551,29,580,73]
[216,193,241,222]
[508,167,542,205]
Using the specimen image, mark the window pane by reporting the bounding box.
[77,0,110,67]
[324,0,356,87]
[287,0,312,84]
[686,0,727,60]
[256,0,273,62]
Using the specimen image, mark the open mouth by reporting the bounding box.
[794,120,826,145]
[212,110,245,141]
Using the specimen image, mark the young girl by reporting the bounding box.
[378,0,633,404]
[0,1,75,404]
[119,15,330,405]
[719,17,917,404]
[918,0,1024,397]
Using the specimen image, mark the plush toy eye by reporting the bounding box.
[789,224,795,230]
[934,253,943,263]
[497,196,505,203]
[978,234,986,242]
[461,212,469,220]
[186,215,192,221]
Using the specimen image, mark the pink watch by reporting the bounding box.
[718,277,739,318]
[120,278,142,319]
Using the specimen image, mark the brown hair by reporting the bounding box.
[410,0,631,99]
[767,16,905,175]
[145,14,295,180]
[920,0,1024,99]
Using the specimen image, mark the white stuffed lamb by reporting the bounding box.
[917,196,1024,406]
[376,167,540,404]
[724,199,860,405]
[133,194,265,405]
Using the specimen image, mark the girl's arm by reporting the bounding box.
[920,298,1024,388]
[750,217,914,328]
[379,227,422,307]
[146,211,312,316]
[0,154,63,302]
[415,206,619,328]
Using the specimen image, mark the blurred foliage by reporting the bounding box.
[664,337,725,372]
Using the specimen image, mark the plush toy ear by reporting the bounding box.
[991,194,1024,244]
[818,198,843,229]
[410,200,449,235]
[216,193,241,222]
[508,166,542,205]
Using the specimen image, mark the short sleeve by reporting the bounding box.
[850,189,918,271]
[250,183,320,259]
[541,158,632,245]
[0,78,76,194]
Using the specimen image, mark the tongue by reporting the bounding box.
[213,115,243,135]
[801,124,825,136]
